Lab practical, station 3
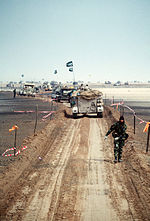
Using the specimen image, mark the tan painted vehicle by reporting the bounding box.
[19,83,36,97]
[71,89,104,118]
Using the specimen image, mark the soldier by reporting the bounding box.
[79,84,84,90]
[104,116,128,163]
[13,88,16,98]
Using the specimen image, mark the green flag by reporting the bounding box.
[66,61,73,67]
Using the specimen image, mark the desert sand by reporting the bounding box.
[0,91,150,221]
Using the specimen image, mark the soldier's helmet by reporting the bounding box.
[119,116,124,121]
[119,116,124,124]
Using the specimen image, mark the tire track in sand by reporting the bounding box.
[6,118,80,221]
[22,119,80,221]
[80,118,118,221]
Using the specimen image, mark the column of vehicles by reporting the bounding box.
[51,85,75,102]
[18,83,39,97]
[51,85,104,118]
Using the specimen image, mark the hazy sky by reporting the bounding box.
[0,0,150,83]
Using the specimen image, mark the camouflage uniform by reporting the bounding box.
[105,120,128,162]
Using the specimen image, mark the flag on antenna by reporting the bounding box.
[69,68,73,72]
[66,61,73,67]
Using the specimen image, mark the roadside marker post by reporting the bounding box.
[50,101,53,118]
[34,105,38,135]
[146,122,150,153]
[9,125,19,156]
[134,113,136,134]
[14,127,17,156]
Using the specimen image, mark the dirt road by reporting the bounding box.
[0,105,150,221]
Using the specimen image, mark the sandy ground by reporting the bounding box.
[0,96,150,221]
[0,91,57,167]
[96,87,150,101]
[79,118,118,221]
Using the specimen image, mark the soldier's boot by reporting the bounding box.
[114,156,117,163]
[118,155,123,162]
[118,148,123,162]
